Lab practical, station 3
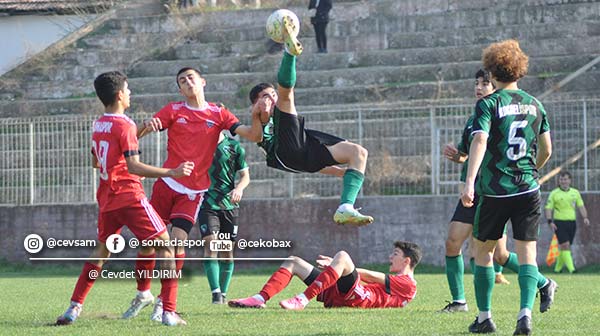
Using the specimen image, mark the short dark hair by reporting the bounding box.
[176,67,202,88]
[475,69,491,82]
[559,171,572,179]
[93,71,127,107]
[394,241,422,269]
[249,83,275,104]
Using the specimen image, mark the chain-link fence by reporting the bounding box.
[1,98,599,205]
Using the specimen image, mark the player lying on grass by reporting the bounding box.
[248,15,372,226]
[228,241,421,310]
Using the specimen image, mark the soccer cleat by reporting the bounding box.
[212,292,224,304]
[56,304,82,325]
[438,301,468,313]
[495,273,510,285]
[281,15,303,56]
[122,293,154,319]
[279,295,308,310]
[513,316,532,335]
[227,296,266,309]
[150,298,163,322]
[334,208,374,226]
[468,317,497,333]
[539,279,558,313]
[162,311,187,326]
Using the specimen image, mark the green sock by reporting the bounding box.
[277,51,296,88]
[340,169,364,206]
[502,252,520,273]
[219,261,234,295]
[493,262,503,274]
[536,269,548,289]
[203,260,220,291]
[469,258,475,274]
[554,251,564,272]
[518,264,538,310]
[474,265,495,312]
[445,256,465,301]
[562,250,576,272]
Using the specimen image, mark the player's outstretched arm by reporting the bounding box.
[536,132,552,169]
[137,118,163,139]
[356,268,386,285]
[126,155,194,178]
[233,106,263,142]
[461,132,487,207]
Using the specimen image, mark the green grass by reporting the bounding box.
[1,264,599,335]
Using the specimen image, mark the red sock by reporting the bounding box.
[258,267,293,302]
[135,253,155,291]
[160,253,184,312]
[70,262,101,304]
[303,266,340,300]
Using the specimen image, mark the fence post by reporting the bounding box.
[29,122,34,205]
[430,107,436,194]
[583,100,588,191]
[288,174,294,199]
[155,131,161,167]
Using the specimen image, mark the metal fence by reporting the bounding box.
[1,98,599,205]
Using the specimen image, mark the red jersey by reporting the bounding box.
[91,114,145,213]
[318,274,417,309]
[154,102,239,191]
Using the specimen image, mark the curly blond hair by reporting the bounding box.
[482,39,529,83]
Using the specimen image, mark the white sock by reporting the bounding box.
[453,300,466,304]
[337,203,354,212]
[517,308,531,320]
[137,290,152,298]
[212,288,221,294]
[252,294,266,303]
[70,301,82,308]
[478,311,491,323]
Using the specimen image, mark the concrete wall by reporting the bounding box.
[2,194,599,268]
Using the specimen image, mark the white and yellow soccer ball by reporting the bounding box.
[265,9,300,44]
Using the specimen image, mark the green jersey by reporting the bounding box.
[545,187,584,221]
[201,137,248,210]
[457,114,475,182]
[472,89,550,196]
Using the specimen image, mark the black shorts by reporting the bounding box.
[554,220,576,244]
[304,268,358,294]
[451,194,480,224]
[273,107,343,173]
[473,190,541,242]
[197,208,239,241]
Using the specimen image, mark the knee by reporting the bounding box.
[335,250,352,262]
[559,242,570,250]
[355,145,368,162]
[445,237,463,255]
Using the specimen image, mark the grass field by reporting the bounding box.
[1,262,599,336]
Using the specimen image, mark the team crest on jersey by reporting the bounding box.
[176,117,187,124]
[206,120,215,128]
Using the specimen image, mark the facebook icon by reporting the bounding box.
[106,233,126,254]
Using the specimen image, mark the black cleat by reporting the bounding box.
[468,317,497,333]
[438,301,469,313]
[212,292,224,304]
[513,316,532,335]
[539,279,558,313]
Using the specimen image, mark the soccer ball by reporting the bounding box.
[266,9,300,44]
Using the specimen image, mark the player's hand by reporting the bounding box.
[460,184,475,207]
[316,255,333,269]
[171,161,194,177]
[144,118,163,132]
[550,222,558,231]
[229,188,244,203]
[443,143,465,163]
[584,218,590,226]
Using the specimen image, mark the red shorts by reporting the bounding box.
[98,197,167,243]
[317,274,362,308]
[150,178,204,225]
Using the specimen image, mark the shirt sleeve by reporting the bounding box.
[386,274,416,300]
[219,106,240,131]
[545,190,555,210]
[120,122,140,157]
[153,104,174,130]
[471,99,492,136]
[575,190,585,207]
[235,142,249,172]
